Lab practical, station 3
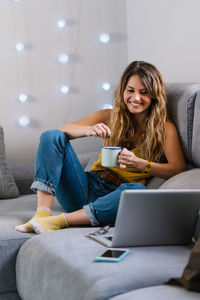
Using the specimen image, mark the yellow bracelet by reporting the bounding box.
[144,160,152,173]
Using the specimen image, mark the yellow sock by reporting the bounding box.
[29,214,68,234]
[15,207,52,233]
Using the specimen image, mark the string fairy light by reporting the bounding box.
[15,42,25,52]
[57,19,66,29]
[11,0,31,127]
[11,0,115,129]
[17,93,28,102]
[18,116,30,127]
[99,1,113,110]
[60,85,69,94]
[102,82,111,91]
[99,32,110,44]
[57,53,69,64]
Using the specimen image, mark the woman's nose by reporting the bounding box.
[135,93,140,100]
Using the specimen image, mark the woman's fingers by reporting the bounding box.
[90,123,111,138]
[118,148,137,168]
[119,163,126,169]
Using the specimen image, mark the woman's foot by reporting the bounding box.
[15,207,52,233]
[30,214,68,234]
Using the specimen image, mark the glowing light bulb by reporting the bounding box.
[15,43,25,52]
[60,85,69,94]
[57,20,66,28]
[102,82,111,91]
[102,104,113,109]
[18,93,28,102]
[57,54,69,64]
[99,33,110,43]
[18,116,30,127]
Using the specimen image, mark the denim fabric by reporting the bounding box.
[31,129,146,225]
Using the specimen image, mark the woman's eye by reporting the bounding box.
[141,90,148,95]
[127,89,134,93]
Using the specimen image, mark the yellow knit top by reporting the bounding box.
[91,147,152,185]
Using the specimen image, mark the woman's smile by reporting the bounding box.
[127,100,143,108]
[123,74,152,116]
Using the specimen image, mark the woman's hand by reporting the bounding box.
[118,148,140,169]
[59,122,111,139]
[59,109,112,140]
[86,123,111,138]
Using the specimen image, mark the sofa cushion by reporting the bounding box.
[165,83,200,164]
[191,90,200,166]
[110,286,200,300]
[159,168,200,190]
[159,168,200,242]
[0,195,63,295]
[16,228,191,300]
[0,127,19,199]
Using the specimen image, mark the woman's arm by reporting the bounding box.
[118,121,186,180]
[58,109,111,139]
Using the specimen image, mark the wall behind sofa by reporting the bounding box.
[126,0,200,82]
[0,0,127,165]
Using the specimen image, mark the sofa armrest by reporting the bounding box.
[10,164,35,195]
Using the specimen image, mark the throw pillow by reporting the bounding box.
[0,127,19,198]
[166,237,200,292]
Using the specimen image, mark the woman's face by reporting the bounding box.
[123,74,152,118]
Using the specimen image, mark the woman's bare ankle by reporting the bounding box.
[64,209,91,226]
[37,190,54,209]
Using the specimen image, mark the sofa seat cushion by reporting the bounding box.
[0,195,63,295]
[16,228,192,300]
[110,285,200,300]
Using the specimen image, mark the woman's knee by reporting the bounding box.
[40,129,67,145]
[119,182,146,191]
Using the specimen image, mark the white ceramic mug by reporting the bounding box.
[101,146,122,167]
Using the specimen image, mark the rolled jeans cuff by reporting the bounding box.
[31,180,55,195]
[83,204,100,226]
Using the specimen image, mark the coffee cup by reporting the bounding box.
[101,146,122,167]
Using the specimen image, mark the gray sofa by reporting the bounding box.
[0,83,200,300]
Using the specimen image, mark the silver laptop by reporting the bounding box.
[87,189,200,247]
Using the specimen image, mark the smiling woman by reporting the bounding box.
[15,61,186,234]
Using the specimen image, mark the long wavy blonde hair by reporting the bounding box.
[105,61,167,162]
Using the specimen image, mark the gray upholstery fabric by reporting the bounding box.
[111,286,200,300]
[78,151,100,171]
[0,292,21,300]
[0,127,19,199]
[165,83,200,164]
[16,228,191,300]
[0,195,63,295]
[159,168,200,189]
[192,90,200,166]
[147,176,166,189]
[10,164,35,195]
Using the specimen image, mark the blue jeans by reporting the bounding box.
[31,129,146,226]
